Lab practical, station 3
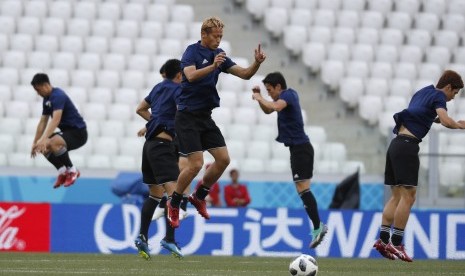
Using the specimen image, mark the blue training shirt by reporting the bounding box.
[276,88,310,146]
[42,87,86,130]
[144,79,181,140]
[393,85,447,140]
[178,41,236,111]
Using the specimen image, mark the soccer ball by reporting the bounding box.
[289,254,318,276]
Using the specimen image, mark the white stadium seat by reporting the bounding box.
[17,17,41,36]
[356,28,379,46]
[227,124,252,141]
[3,51,26,69]
[371,62,393,79]
[425,46,451,68]
[35,35,59,52]
[351,44,374,63]
[360,11,384,29]
[308,26,332,45]
[0,85,12,102]
[112,155,138,171]
[8,153,34,167]
[96,70,120,90]
[0,16,15,35]
[321,60,344,91]
[241,158,265,173]
[375,45,398,63]
[246,0,270,21]
[399,45,423,64]
[252,124,276,141]
[346,61,369,79]
[10,34,34,52]
[88,87,113,105]
[103,53,126,72]
[109,103,133,121]
[12,85,39,102]
[394,62,417,81]
[73,1,96,20]
[407,30,432,50]
[98,2,121,21]
[264,7,288,39]
[122,3,145,22]
[233,107,257,125]
[365,78,389,97]
[394,0,420,15]
[66,87,88,106]
[0,134,15,154]
[226,139,246,160]
[92,20,115,38]
[146,4,169,23]
[332,27,355,45]
[93,136,119,156]
[116,20,139,39]
[380,28,404,47]
[24,1,47,18]
[414,13,439,34]
[358,95,383,125]
[247,141,271,159]
[170,4,194,24]
[302,42,326,73]
[368,0,392,13]
[434,31,459,52]
[49,1,72,19]
[447,0,465,15]
[78,53,101,71]
[83,103,107,121]
[289,9,312,27]
[110,37,133,55]
[270,0,293,9]
[87,154,111,169]
[67,19,91,37]
[114,88,139,104]
[158,39,182,57]
[0,68,19,86]
[387,12,412,32]
[1,0,22,18]
[71,70,95,89]
[120,137,144,156]
[0,118,23,136]
[337,10,359,29]
[52,52,76,70]
[42,18,65,37]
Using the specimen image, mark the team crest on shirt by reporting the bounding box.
[45,100,51,107]
[202,59,208,64]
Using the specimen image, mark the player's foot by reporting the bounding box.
[309,222,328,248]
[53,173,68,189]
[134,234,150,260]
[386,242,413,262]
[373,239,396,260]
[188,193,210,219]
[160,239,184,259]
[64,170,80,187]
[179,209,189,221]
[167,200,179,228]
[153,205,165,220]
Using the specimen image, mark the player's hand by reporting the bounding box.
[35,138,48,154]
[252,85,261,94]
[457,120,465,129]
[254,44,266,64]
[30,143,38,158]
[213,52,226,68]
[137,127,146,137]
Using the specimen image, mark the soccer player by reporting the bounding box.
[373,70,465,262]
[134,59,184,260]
[167,16,266,227]
[251,72,328,248]
[30,73,87,188]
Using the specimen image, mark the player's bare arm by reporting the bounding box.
[136,100,151,121]
[436,108,465,129]
[228,44,266,80]
[184,52,226,82]
[252,86,287,113]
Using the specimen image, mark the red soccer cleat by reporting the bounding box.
[386,242,413,262]
[373,239,396,260]
[167,200,180,228]
[53,173,67,189]
[64,170,80,187]
[188,193,210,219]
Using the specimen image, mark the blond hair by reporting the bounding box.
[201,16,224,33]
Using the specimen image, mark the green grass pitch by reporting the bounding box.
[1,253,464,275]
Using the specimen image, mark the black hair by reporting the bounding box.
[159,63,166,75]
[30,73,50,86]
[262,72,287,89]
[163,59,181,80]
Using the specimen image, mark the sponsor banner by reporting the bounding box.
[0,202,50,252]
[51,204,465,259]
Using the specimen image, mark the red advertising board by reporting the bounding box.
[0,202,50,252]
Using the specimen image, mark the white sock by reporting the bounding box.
[68,166,77,173]
[58,166,67,174]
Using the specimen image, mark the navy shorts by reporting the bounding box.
[142,137,180,185]
[290,142,314,182]
[51,128,87,151]
[384,135,420,187]
[175,110,226,155]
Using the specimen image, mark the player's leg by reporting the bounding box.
[160,181,184,259]
[57,128,87,187]
[46,133,72,188]
[153,193,167,220]
[178,156,190,220]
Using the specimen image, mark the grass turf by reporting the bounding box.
[0,253,464,275]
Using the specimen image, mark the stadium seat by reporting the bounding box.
[0,68,19,86]
[336,11,359,29]
[356,28,379,46]
[3,51,26,69]
[146,4,169,23]
[6,101,30,119]
[98,2,121,21]
[127,54,151,72]
[447,0,465,15]
[398,45,423,64]
[448,63,465,78]
[114,88,139,105]
[315,160,340,174]
[112,155,138,171]
[84,119,100,138]
[93,136,119,156]
[414,13,440,34]
[49,1,71,19]
[247,141,271,159]
[394,0,420,15]
[351,44,374,63]
[283,26,307,56]
[384,96,407,113]
[302,42,326,73]
[27,51,52,71]
[342,160,366,174]
[346,61,369,79]
[66,87,88,106]
[368,0,393,13]
[219,73,245,92]
[407,29,432,50]
[165,22,188,40]
[271,143,290,160]
[96,70,120,90]
[418,63,441,80]
[294,0,317,9]
[16,134,35,153]
[332,27,355,45]
[313,9,336,28]
[123,3,145,22]
[365,78,389,97]
[320,60,344,91]
[12,85,38,103]
[0,134,15,154]
[134,38,158,56]
[67,19,91,37]
[267,158,289,173]
[52,52,77,70]
[0,85,11,102]
[71,70,95,89]
[8,153,34,167]
[17,17,40,36]
[241,158,265,173]
[289,9,312,27]
[308,26,332,45]
[110,37,133,56]
[233,107,257,125]
[1,0,22,18]
[371,62,393,79]
[116,20,139,39]
[82,103,107,121]
[378,111,396,136]
[245,0,270,21]
[358,95,383,125]
[442,14,465,34]
[87,154,111,169]
[227,124,252,141]
[394,62,417,81]
[0,118,23,136]
[121,70,145,90]
[270,0,293,9]
[434,31,459,52]
[226,139,246,160]
[158,39,182,57]
[145,71,164,90]
[10,34,34,52]
[218,90,237,109]
[85,36,108,54]
[103,53,126,72]
[171,4,194,24]
[120,137,144,157]
[390,78,413,98]
[88,87,112,105]
[92,20,115,38]
[439,162,464,188]
[74,1,96,20]
[24,0,47,18]
[59,36,83,54]
[252,124,276,141]
[42,18,65,37]
[100,120,125,138]
[78,53,101,71]
[0,33,7,52]
[425,46,451,68]
[387,12,412,32]
[380,28,404,47]
[375,45,398,64]
[360,11,384,29]
[0,16,15,36]
[35,35,59,52]
[264,7,288,39]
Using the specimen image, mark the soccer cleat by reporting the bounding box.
[179,209,189,221]
[160,239,184,259]
[386,242,413,262]
[134,234,150,260]
[188,193,210,219]
[153,205,165,220]
[309,222,328,248]
[373,239,396,260]
[53,173,68,189]
[167,200,180,228]
[64,170,80,187]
